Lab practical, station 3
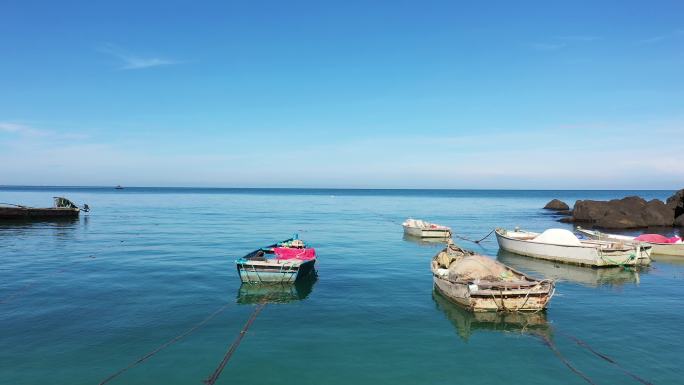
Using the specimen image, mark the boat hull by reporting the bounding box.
[237,259,316,283]
[0,207,80,220]
[403,225,450,238]
[433,275,552,312]
[495,229,650,267]
[577,228,684,257]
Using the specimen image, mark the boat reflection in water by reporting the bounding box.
[236,273,317,305]
[433,289,551,341]
[402,234,448,247]
[497,250,643,287]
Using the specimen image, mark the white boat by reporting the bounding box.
[576,227,684,257]
[495,228,652,267]
[403,218,451,238]
[431,242,554,312]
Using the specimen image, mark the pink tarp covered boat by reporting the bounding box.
[577,227,684,257]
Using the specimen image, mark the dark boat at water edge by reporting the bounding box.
[0,197,89,220]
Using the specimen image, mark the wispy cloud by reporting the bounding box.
[0,122,46,136]
[97,44,179,70]
[637,29,684,45]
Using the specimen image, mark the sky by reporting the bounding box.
[1,0,682,189]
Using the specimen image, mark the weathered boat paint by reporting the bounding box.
[431,244,554,312]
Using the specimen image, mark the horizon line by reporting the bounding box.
[0,185,679,192]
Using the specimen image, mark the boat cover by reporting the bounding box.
[448,255,515,282]
[273,247,317,260]
[634,234,682,244]
[532,229,582,246]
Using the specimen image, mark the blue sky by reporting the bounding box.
[1,1,682,188]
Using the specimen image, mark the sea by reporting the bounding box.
[1,187,682,385]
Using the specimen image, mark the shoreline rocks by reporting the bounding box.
[554,189,684,229]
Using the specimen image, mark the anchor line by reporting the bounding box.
[98,302,231,385]
[558,331,654,385]
[536,334,598,385]
[451,228,496,244]
[203,301,267,385]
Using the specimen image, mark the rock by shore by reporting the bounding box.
[543,199,569,211]
[560,189,684,229]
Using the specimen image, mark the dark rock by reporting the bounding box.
[544,199,569,211]
[675,214,684,227]
[558,216,574,223]
[556,210,572,216]
[667,189,684,221]
[572,195,675,229]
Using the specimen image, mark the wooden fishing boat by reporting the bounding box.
[495,228,651,267]
[433,289,551,341]
[431,242,554,312]
[236,237,317,283]
[403,218,451,238]
[577,227,684,257]
[0,197,89,220]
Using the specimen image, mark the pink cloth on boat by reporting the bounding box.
[634,234,682,244]
[273,247,316,260]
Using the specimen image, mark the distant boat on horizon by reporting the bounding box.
[115,185,124,190]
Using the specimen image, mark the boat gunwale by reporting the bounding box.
[495,228,646,252]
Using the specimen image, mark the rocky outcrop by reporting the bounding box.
[667,189,684,220]
[544,199,569,211]
[570,189,684,228]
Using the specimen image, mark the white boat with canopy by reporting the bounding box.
[495,228,652,267]
[576,227,684,257]
[402,218,451,238]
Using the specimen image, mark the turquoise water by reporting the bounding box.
[1,187,682,385]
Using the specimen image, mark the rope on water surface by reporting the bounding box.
[98,302,231,385]
[451,228,496,244]
[535,333,598,385]
[558,331,654,385]
[203,300,268,385]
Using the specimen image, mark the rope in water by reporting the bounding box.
[98,302,231,385]
[203,301,267,385]
[451,228,496,244]
[536,333,598,385]
[558,331,654,385]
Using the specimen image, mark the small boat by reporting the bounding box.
[577,227,684,257]
[431,241,554,312]
[0,197,89,220]
[115,185,124,190]
[433,289,551,341]
[236,236,317,283]
[495,228,651,267]
[497,250,641,287]
[402,218,451,238]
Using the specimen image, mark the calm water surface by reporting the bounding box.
[1,188,682,385]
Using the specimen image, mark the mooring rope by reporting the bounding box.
[98,302,231,385]
[203,301,267,385]
[536,333,598,385]
[451,229,496,244]
[558,331,654,385]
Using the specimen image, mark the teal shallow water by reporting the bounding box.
[1,188,683,385]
